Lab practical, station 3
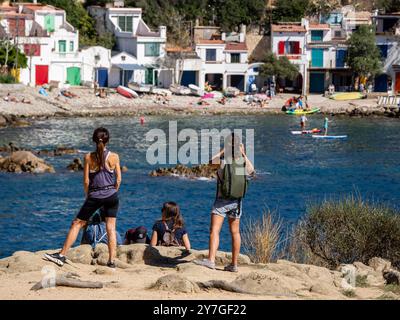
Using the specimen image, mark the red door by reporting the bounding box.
[396,72,400,94]
[35,65,48,86]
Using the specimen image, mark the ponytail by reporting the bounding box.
[92,127,110,169]
[162,201,184,229]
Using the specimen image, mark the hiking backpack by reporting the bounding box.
[218,157,248,200]
[162,222,181,247]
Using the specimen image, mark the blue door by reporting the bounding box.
[310,72,325,93]
[97,68,108,87]
[374,74,388,92]
[180,71,196,86]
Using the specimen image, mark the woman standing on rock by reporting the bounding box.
[44,127,122,268]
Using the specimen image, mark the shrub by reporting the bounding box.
[242,211,283,264]
[0,74,17,84]
[288,195,400,269]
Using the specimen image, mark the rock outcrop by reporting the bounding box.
[150,164,218,179]
[0,151,55,173]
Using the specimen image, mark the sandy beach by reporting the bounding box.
[0,85,388,121]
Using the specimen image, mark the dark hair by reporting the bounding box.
[92,127,109,169]
[161,201,184,229]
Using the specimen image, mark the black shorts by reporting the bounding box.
[76,192,119,221]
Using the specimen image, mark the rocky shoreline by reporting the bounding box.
[0,86,399,127]
[0,244,399,300]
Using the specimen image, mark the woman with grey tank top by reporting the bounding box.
[44,127,122,268]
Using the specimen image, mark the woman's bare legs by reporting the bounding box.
[208,214,225,263]
[228,217,241,266]
[60,219,87,256]
[105,217,117,263]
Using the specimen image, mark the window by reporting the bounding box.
[311,48,324,67]
[44,14,55,33]
[378,45,388,59]
[334,30,342,38]
[69,41,74,52]
[206,49,216,62]
[24,44,40,56]
[118,16,133,32]
[230,53,240,63]
[336,49,347,68]
[58,40,66,53]
[278,41,300,54]
[311,30,323,41]
[144,43,160,56]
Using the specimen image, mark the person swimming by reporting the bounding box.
[323,117,329,135]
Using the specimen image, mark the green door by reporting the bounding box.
[311,49,324,67]
[59,40,66,53]
[66,67,81,85]
[145,68,154,85]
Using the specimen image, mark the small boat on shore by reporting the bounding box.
[189,84,204,97]
[224,86,240,97]
[286,108,320,115]
[128,82,151,93]
[169,84,191,95]
[117,85,137,98]
[330,92,365,101]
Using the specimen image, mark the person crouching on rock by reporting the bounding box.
[194,133,254,272]
[150,201,191,251]
[44,127,122,268]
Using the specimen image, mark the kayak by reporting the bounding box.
[124,86,139,98]
[312,135,348,139]
[330,92,364,101]
[286,108,320,115]
[117,85,134,98]
[291,129,322,135]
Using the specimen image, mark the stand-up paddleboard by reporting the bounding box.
[291,129,322,135]
[286,108,320,115]
[329,92,364,101]
[117,85,134,98]
[312,135,348,139]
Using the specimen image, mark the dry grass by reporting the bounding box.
[242,211,283,264]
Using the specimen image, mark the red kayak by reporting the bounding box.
[117,85,133,98]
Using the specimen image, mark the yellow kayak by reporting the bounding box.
[286,108,320,115]
[330,92,364,101]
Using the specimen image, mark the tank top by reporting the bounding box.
[88,150,117,199]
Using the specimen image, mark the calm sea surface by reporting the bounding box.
[0,114,399,258]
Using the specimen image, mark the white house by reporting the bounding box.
[194,25,249,92]
[90,3,168,87]
[0,2,111,87]
[271,21,308,94]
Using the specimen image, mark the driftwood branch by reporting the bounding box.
[31,274,103,291]
[198,280,252,294]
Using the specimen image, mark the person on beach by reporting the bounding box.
[194,133,255,272]
[150,202,191,250]
[300,115,308,130]
[124,226,150,244]
[44,127,122,268]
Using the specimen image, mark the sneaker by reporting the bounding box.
[224,264,238,273]
[193,259,216,270]
[43,252,66,267]
[107,261,116,268]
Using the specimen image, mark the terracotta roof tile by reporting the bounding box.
[224,42,247,51]
[309,24,330,30]
[271,24,306,33]
[197,39,225,45]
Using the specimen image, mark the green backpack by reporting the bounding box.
[219,157,248,200]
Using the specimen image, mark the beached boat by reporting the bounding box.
[189,84,204,97]
[169,84,191,95]
[330,92,365,101]
[224,87,240,97]
[128,82,152,93]
[117,85,134,98]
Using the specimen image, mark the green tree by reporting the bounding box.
[272,0,310,23]
[346,25,382,82]
[377,0,400,12]
[0,42,28,69]
[260,52,299,80]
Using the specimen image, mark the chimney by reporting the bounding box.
[18,5,23,14]
[221,32,226,41]
[159,26,167,39]
[195,19,200,27]
[114,1,124,8]
[33,0,38,4]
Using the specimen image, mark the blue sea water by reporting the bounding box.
[0,114,399,258]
